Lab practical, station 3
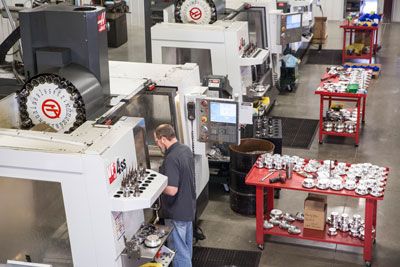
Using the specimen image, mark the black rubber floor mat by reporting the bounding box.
[305,49,342,65]
[192,246,261,267]
[273,117,319,149]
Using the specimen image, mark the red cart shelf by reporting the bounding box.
[315,72,369,146]
[340,21,379,64]
[245,163,388,266]
[264,212,365,247]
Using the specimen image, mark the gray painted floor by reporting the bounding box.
[109,20,400,267]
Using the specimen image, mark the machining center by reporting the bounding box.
[151,20,271,103]
[0,5,199,267]
[0,4,250,266]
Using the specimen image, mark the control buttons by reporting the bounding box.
[201,116,208,123]
[201,100,208,107]
[201,125,208,133]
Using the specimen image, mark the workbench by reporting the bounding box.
[340,21,379,64]
[245,161,388,267]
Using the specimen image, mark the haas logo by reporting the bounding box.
[107,158,127,184]
[97,11,106,32]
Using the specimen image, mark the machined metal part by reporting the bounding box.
[283,213,296,222]
[288,225,301,235]
[295,212,304,222]
[279,220,291,230]
[328,227,338,236]
[344,179,357,190]
[263,220,274,229]
[316,178,330,190]
[269,218,281,226]
[355,185,369,196]
[330,179,344,191]
[270,209,283,219]
[302,178,315,189]
[144,234,162,248]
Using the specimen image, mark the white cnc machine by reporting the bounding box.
[151,20,270,102]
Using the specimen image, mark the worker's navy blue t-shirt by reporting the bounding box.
[159,142,196,221]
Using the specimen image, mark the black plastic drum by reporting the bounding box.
[229,138,274,216]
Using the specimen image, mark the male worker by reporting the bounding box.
[154,124,196,267]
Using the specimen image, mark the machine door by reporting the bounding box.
[228,7,268,49]
[0,177,73,266]
[98,86,179,156]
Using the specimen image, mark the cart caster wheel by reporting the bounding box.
[258,244,264,250]
[355,144,359,147]
[365,261,371,267]
[319,141,323,145]
[362,121,366,125]
[373,239,376,245]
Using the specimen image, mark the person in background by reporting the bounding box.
[154,124,196,267]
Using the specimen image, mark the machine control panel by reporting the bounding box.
[279,13,302,45]
[196,98,239,144]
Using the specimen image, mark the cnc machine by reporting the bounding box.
[0,5,213,267]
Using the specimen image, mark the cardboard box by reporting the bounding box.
[314,17,327,39]
[304,193,327,231]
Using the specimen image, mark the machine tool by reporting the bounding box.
[151,20,271,103]
[0,5,186,267]
[0,4,252,266]
[225,0,304,90]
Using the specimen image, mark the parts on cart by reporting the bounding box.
[175,0,224,24]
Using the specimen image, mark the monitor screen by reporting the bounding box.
[210,101,237,124]
[286,14,302,29]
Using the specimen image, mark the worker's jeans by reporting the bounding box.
[165,219,193,267]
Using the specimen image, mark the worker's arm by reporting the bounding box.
[163,185,178,196]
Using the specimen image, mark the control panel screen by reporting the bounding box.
[286,14,302,29]
[210,102,237,124]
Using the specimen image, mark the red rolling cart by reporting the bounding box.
[245,162,388,267]
[340,21,379,64]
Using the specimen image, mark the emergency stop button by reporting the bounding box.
[201,116,208,123]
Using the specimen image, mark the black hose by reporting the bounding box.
[0,26,21,64]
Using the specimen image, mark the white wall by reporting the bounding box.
[313,0,344,21]
[378,0,384,13]
[392,0,400,21]
[127,0,145,26]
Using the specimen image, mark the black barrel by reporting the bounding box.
[229,138,274,215]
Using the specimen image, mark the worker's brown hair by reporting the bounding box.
[155,124,176,141]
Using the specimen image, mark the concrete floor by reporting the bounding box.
[109,19,400,267]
